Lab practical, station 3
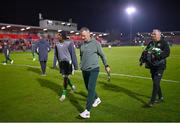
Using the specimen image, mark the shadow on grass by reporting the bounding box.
[68,93,85,113]
[27,67,41,74]
[75,91,87,99]
[49,66,59,70]
[37,78,85,113]
[68,90,87,113]
[37,78,62,96]
[99,81,149,105]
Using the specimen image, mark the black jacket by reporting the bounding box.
[145,38,170,70]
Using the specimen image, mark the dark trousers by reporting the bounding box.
[40,61,47,74]
[82,67,99,111]
[4,54,12,63]
[53,55,57,68]
[150,69,164,102]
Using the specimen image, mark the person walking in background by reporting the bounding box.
[53,46,58,69]
[2,42,13,65]
[36,33,51,76]
[31,41,37,61]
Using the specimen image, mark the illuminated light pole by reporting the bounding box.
[126,6,136,42]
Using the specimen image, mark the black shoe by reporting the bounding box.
[155,97,164,103]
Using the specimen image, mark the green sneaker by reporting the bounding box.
[59,90,66,102]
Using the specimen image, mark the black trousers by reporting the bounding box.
[40,61,47,74]
[150,69,164,102]
[59,61,72,75]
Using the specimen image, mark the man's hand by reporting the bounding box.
[105,66,111,82]
[105,66,111,73]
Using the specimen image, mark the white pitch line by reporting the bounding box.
[1,63,180,83]
[99,72,180,83]
[0,63,40,68]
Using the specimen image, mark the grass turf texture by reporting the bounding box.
[0,46,180,122]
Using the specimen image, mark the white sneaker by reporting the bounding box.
[59,95,66,102]
[70,85,76,93]
[72,85,76,92]
[79,109,90,119]
[92,97,101,107]
[10,60,14,64]
[3,63,7,65]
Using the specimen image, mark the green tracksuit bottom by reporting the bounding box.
[82,67,99,111]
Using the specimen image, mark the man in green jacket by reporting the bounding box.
[79,27,111,119]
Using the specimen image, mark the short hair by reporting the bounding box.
[38,32,48,39]
[153,29,161,35]
[57,31,68,40]
[80,27,90,33]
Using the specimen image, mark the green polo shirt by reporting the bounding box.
[80,38,107,71]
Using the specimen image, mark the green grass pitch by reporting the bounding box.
[0,46,180,122]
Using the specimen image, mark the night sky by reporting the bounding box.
[1,0,180,33]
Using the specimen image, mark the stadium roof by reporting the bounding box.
[0,23,58,33]
[0,22,109,36]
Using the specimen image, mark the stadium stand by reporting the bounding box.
[0,20,180,52]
